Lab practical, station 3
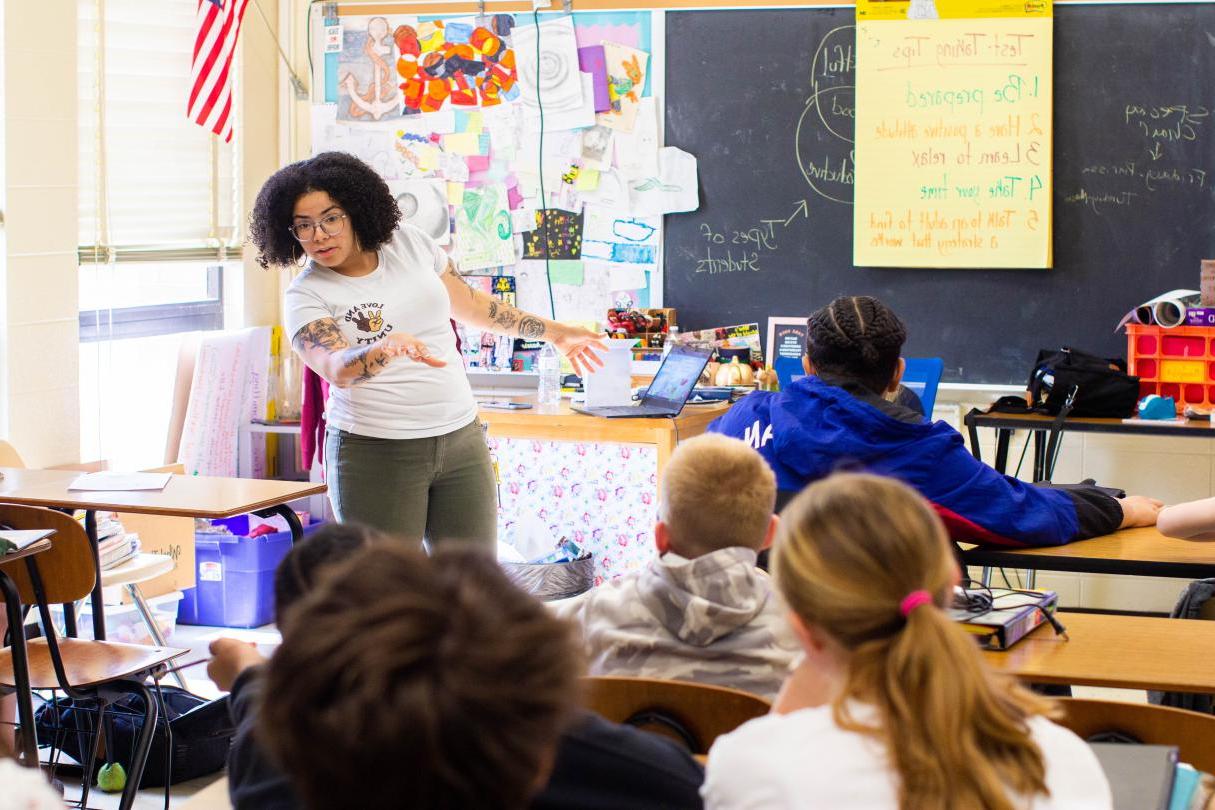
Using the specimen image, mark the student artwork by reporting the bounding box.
[576,46,612,112]
[579,125,614,170]
[338,16,404,122]
[513,17,595,131]
[388,178,451,244]
[394,130,441,177]
[394,16,518,114]
[613,97,659,179]
[629,147,700,216]
[455,183,516,271]
[522,209,584,260]
[597,42,649,133]
[582,208,658,270]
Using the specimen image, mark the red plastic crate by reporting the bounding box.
[1126,324,1215,412]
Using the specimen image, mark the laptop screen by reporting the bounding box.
[642,346,712,409]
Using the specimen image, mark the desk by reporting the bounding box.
[960,527,1215,581]
[0,537,51,766]
[984,612,1215,693]
[964,410,1215,482]
[0,469,326,639]
[478,397,732,579]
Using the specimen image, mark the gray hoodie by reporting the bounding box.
[555,547,800,699]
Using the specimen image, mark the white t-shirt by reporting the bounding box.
[702,704,1112,810]
[283,224,477,440]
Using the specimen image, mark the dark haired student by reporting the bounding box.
[250,151,605,544]
[709,296,1162,547]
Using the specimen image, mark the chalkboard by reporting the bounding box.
[664,5,1215,385]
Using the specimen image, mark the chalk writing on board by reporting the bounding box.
[796,25,856,206]
[687,220,784,275]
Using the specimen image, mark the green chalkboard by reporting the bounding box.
[663,5,1215,384]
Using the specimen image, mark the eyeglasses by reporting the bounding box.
[289,213,348,242]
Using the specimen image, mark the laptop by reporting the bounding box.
[571,345,712,418]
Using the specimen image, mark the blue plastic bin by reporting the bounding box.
[178,519,323,628]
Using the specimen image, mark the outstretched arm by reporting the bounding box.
[292,317,445,389]
[440,262,607,376]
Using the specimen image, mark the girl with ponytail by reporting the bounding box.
[702,473,1111,810]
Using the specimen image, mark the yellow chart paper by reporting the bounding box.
[854,17,1053,268]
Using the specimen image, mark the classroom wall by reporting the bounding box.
[2,1,81,468]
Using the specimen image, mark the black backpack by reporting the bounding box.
[1027,347,1140,418]
[35,686,234,788]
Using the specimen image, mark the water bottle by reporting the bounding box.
[663,325,680,359]
[537,343,561,406]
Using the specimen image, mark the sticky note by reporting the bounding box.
[443,133,481,156]
[575,169,601,191]
[549,260,584,285]
[447,182,465,206]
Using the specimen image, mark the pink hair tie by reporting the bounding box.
[899,590,933,617]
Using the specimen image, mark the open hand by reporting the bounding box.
[552,326,608,377]
[1117,495,1165,529]
[378,332,446,367]
[206,637,269,692]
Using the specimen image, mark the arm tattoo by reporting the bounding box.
[492,303,520,332]
[293,319,347,353]
[444,262,476,300]
[340,347,388,384]
[518,316,546,339]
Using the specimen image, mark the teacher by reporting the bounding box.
[250,151,605,548]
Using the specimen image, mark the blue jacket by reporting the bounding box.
[709,376,1121,547]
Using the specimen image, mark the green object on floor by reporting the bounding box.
[97,762,127,793]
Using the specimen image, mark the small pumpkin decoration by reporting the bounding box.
[714,356,755,387]
[702,361,721,384]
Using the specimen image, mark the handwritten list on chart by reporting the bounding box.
[854,18,1053,268]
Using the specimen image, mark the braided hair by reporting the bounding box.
[806,296,907,394]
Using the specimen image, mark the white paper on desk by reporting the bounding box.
[0,529,55,553]
[68,472,171,491]
[1117,289,1201,330]
[585,339,638,407]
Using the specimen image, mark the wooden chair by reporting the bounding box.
[0,505,186,810]
[1056,698,1215,773]
[582,676,772,755]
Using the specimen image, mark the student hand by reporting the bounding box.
[552,325,608,377]
[1117,495,1165,529]
[378,332,446,367]
[206,638,269,693]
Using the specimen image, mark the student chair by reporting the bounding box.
[1055,698,1215,774]
[0,504,187,810]
[901,357,945,417]
[582,676,772,755]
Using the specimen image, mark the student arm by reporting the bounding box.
[291,317,446,389]
[439,261,607,376]
[1156,496,1215,540]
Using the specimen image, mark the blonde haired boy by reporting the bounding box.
[556,434,799,699]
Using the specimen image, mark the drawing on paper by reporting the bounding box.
[597,42,649,132]
[388,178,450,244]
[522,209,585,260]
[514,17,585,118]
[338,17,404,122]
[397,15,518,114]
[455,183,516,271]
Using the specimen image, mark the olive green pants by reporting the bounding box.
[324,419,498,550]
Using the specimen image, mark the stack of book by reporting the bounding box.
[89,512,141,570]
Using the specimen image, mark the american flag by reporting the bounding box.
[188,0,250,143]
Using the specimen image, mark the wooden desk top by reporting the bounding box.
[477,395,732,444]
[966,409,1215,438]
[960,527,1215,579]
[0,468,326,519]
[984,612,1215,693]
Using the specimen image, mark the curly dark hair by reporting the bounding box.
[249,151,401,269]
[807,295,907,394]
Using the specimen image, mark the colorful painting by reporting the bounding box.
[455,183,516,271]
[522,209,584,260]
[597,42,649,133]
[396,15,519,114]
[338,16,404,122]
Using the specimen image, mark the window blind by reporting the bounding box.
[78,0,241,263]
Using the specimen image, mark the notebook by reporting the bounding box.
[1090,743,1177,810]
[571,346,711,418]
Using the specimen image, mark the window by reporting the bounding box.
[78,0,242,467]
